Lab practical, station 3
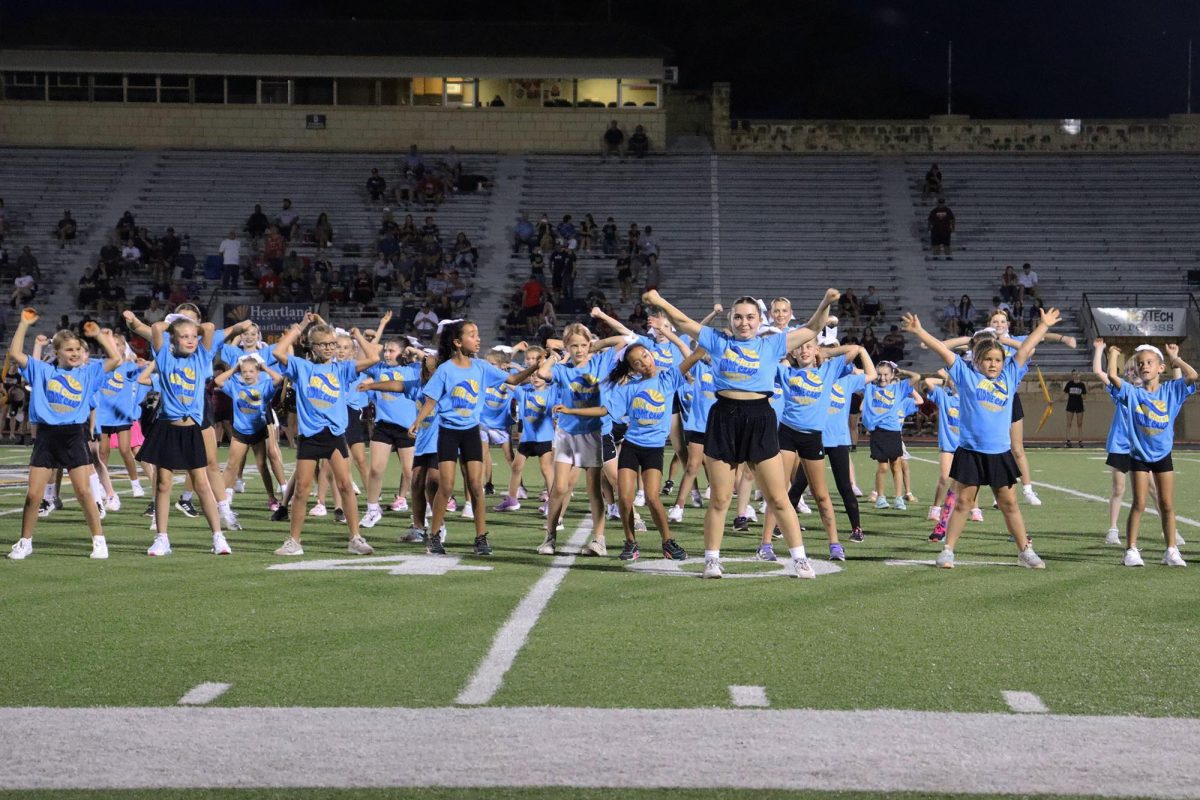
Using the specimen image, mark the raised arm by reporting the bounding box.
[352,327,382,372]
[273,312,314,367]
[7,308,37,368]
[263,363,285,385]
[213,364,237,389]
[1013,307,1060,367]
[1165,343,1198,384]
[858,346,877,384]
[896,367,923,388]
[136,361,158,386]
[553,403,607,418]
[31,333,48,362]
[505,361,540,386]
[785,288,840,351]
[1091,338,1111,386]
[122,309,165,352]
[1107,346,1124,390]
[220,319,254,343]
[641,290,702,339]
[901,313,956,367]
[656,320,693,358]
[590,306,632,337]
[535,350,562,382]
[679,346,707,376]
[84,322,123,373]
[697,303,723,329]
[821,343,860,360]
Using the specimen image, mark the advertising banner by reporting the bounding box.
[1091,307,1187,337]
[223,303,310,341]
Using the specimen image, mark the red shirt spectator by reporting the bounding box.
[259,272,281,300]
[521,277,543,310]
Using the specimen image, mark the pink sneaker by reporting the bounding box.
[970,508,984,523]
[495,496,521,512]
[267,499,280,512]
[390,496,404,512]
[446,497,458,513]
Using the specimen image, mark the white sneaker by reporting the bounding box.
[1105,528,1121,546]
[131,483,146,498]
[875,497,890,510]
[633,514,647,533]
[1123,548,1145,567]
[758,500,767,514]
[360,508,383,528]
[348,535,374,555]
[702,557,723,579]
[147,534,172,557]
[1163,547,1187,567]
[274,538,304,556]
[744,506,758,523]
[234,479,246,494]
[851,484,863,497]
[96,501,106,520]
[868,491,879,503]
[582,537,608,557]
[462,501,474,519]
[667,505,684,523]
[927,506,942,521]
[1177,532,1186,546]
[936,549,955,569]
[309,503,328,517]
[690,489,703,508]
[90,535,108,559]
[1018,546,1045,569]
[536,535,556,555]
[8,538,32,560]
[970,508,984,523]
[796,498,812,515]
[792,557,816,579]
[222,510,243,531]
[634,489,646,507]
[1023,486,1042,506]
[704,486,711,500]
[211,532,232,555]
[105,495,121,512]
[352,482,362,495]
[893,497,907,511]
[606,503,620,520]
[516,485,528,500]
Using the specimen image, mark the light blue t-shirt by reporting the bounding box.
[517,384,556,443]
[1109,379,1195,462]
[219,341,278,370]
[823,373,866,448]
[697,327,789,394]
[779,355,851,433]
[862,382,913,432]
[604,367,684,449]
[423,358,510,431]
[414,413,440,457]
[95,362,143,428]
[369,363,422,428]
[550,350,617,436]
[949,356,1028,454]
[636,335,684,370]
[685,360,718,434]
[1105,391,1131,455]
[480,382,514,431]
[21,358,109,427]
[283,356,360,436]
[153,344,212,424]
[220,373,277,435]
[926,385,962,453]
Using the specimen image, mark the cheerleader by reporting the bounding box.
[214,354,283,507]
[862,361,921,510]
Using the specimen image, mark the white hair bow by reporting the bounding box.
[436,318,464,335]
[1135,344,1165,361]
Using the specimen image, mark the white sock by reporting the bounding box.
[704,549,720,561]
[217,500,231,514]
[89,474,104,502]
[130,479,142,489]
[182,491,194,502]
[368,503,381,512]
[224,488,234,502]
[789,546,807,560]
[43,485,55,502]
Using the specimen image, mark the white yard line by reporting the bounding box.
[177,682,232,706]
[455,519,593,706]
[1003,690,1049,714]
[2,705,1199,796]
[728,685,770,707]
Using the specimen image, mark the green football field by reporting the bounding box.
[1,443,1199,799]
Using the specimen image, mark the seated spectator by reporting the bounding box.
[922,163,943,198]
[160,227,181,265]
[116,210,136,242]
[142,298,166,324]
[373,255,397,292]
[557,214,577,243]
[420,216,440,241]
[601,216,619,256]
[643,252,661,292]
[309,271,328,303]
[639,225,659,266]
[404,144,425,177]
[352,273,375,305]
[452,232,477,270]
[881,325,906,363]
[56,211,77,248]
[447,269,469,309]
[993,294,1013,317]
[938,297,960,336]
[15,246,38,281]
[442,146,463,183]
[258,270,281,301]
[366,168,387,202]
[602,120,625,162]
[1018,262,1040,301]
[263,225,287,270]
[97,282,127,316]
[1023,295,1044,330]
[513,214,536,255]
[10,272,36,308]
[1000,264,1019,303]
[379,208,399,236]
[326,273,346,304]
[838,287,861,324]
[416,173,444,207]
[168,281,189,308]
[628,124,650,158]
[860,285,883,322]
[313,213,334,248]
[398,214,419,244]
[413,303,439,341]
[377,230,400,260]
[956,294,977,334]
[392,169,417,207]
[120,240,142,269]
[628,302,649,333]
[276,198,300,241]
[861,326,882,361]
[133,227,157,261]
[245,204,269,241]
[626,222,641,263]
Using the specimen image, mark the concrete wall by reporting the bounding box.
[1015,383,1200,444]
[0,102,665,153]
[723,113,1200,153]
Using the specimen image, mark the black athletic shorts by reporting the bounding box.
[703,396,779,466]
[30,423,92,470]
[1130,454,1174,473]
[232,428,269,447]
[868,428,903,462]
[437,425,483,463]
[602,432,618,463]
[618,442,665,473]
[413,452,439,470]
[297,428,350,461]
[344,407,366,446]
[1011,393,1025,424]
[100,423,133,435]
[518,440,552,458]
[672,394,683,415]
[950,448,1021,490]
[686,429,706,447]
[139,422,208,471]
[1105,452,1132,474]
[1066,398,1084,414]
[778,425,825,460]
[849,392,863,415]
[372,420,416,451]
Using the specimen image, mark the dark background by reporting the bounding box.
[3,0,1199,119]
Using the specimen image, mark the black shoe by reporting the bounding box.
[473,533,493,555]
[732,515,750,532]
[271,504,289,522]
[484,482,495,496]
[175,499,199,518]
[52,496,64,511]
[661,479,675,496]
[849,527,865,543]
[427,531,446,555]
[334,507,347,524]
[142,502,155,518]
[661,538,687,560]
[618,539,640,560]
[37,499,51,517]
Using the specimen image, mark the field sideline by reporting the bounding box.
[1,443,1199,799]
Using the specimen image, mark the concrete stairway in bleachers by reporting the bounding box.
[472,155,528,341]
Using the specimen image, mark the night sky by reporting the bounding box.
[4,0,1199,119]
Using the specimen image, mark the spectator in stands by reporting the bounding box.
[602,216,619,256]
[528,247,546,283]
[373,255,397,293]
[416,172,444,208]
[639,225,660,265]
[557,214,577,243]
[258,269,281,301]
[97,281,127,316]
[404,144,425,176]
[76,271,99,310]
[379,208,399,236]
[922,164,943,198]
[452,232,477,270]
[120,240,142,272]
[615,254,634,303]
[263,225,286,271]
[276,198,300,241]
[133,227,157,261]
[366,168,387,203]
[882,325,906,362]
[513,213,536,255]
[442,146,463,184]
[550,239,573,300]
[168,281,189,308]
[628,124,650,158]
[602,120,625,162]
[956,294,977,334]
[245,204,269,242]
[143,298,166,325]
[15,246,38,281]
[520,271,544,333]
[219,229,241,290]
[627,302,649,333]
[10,271,36,308]
[309,270,328,303]
[861,285,883,323]
[116,210,136,242]
[579,213,597,254]
[56,211,77,248]
[643,252,662,292]
[626,222,641,261]
[353,272,375,305]
[313,213,334,249]
[1018,262,1040,301]
[838,287,861,325]
[414,303,438,341]
[928,198,955,259]
[99,235,120,268]
[860,326,882,361]
[1000,264,1019,304]
[1023,295,1044,331]
[447,269,469,310]
[420,216,440,242]
[160,227,181,265]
